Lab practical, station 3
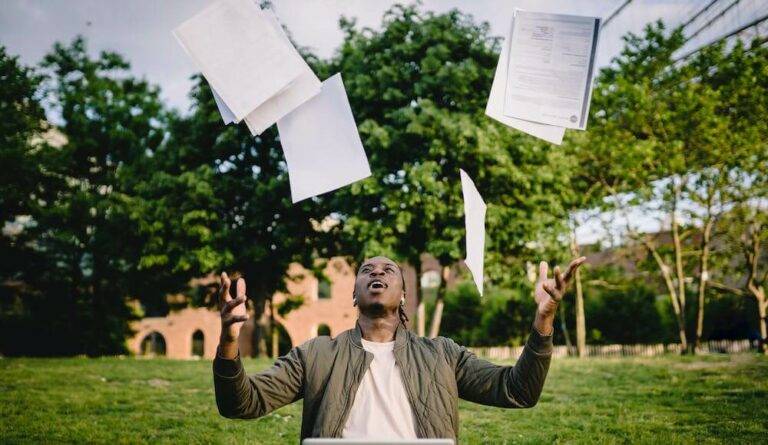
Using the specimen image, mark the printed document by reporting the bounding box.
[486,19,565,145]
[503,10,600,130]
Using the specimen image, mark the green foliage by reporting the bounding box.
[276,295,305,318]
[0,37,230,355]
[0,46,47,222]
[584,281,671,345]
[329,4,574,286]
[162,72,332,323]
[440,280,536,346]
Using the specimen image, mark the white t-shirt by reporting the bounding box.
[341,338,418,439]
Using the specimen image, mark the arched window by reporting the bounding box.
[317,323,331,337]
[191,330,204,357]
[140,331,166,356]
[318,278,331,299]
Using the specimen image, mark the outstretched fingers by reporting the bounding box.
[224,314,249,325]
[222,295,246,314]
[563,256,587,284]
[554,265,564,292]
[236,277,246,299]
[219,272,232,305]
[542,281,562,302]
[537,261,549,284]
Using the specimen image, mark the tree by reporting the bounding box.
[570,22,766,353]
[0,38,179,355]
[164,58,334,356]
[0,46,52,355]
[328,5,574,337]
[0,36,236,356]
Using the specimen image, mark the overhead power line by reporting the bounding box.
[681,0,722,29]
[685,0,742,43]
[674,11,768,62]
[601,0,633,31]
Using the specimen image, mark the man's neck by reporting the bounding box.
[358,314,399,343]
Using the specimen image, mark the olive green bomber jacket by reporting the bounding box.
[212,322,553,442]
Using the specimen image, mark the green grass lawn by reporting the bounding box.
[1,353,766,444]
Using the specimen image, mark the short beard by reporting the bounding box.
[360,301,388,318]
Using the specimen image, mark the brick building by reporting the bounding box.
[126,256,459,359]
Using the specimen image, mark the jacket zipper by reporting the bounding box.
[395,353,426,438]
[332,355,369,437]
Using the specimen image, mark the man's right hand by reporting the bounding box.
[218,272,249,359]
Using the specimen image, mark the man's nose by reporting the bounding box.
[369,268,385,277]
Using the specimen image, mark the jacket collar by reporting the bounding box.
[350,319,409,351]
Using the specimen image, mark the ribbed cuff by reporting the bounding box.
[213,346,244,378]
[526,326,554,355]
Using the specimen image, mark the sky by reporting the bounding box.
[1,0,704,113]
[1,0,762,244]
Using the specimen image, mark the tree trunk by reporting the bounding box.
[417,300,426,337]
[414,259,425,337]
[428,266,450,338]
[251,294,269,358]
[570,229,586,358]
[559,302,573,354]
[757,294,767,355]
[742,220,766,354]
[695,217,714,351]
[574,268,585,357]
[670,181,687,342]
[646,240,688,352]
[271,325,279,360]
[269,296,278,360]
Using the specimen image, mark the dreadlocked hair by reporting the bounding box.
[397,264,409,327]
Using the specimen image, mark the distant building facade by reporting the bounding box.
[126,256,458,359]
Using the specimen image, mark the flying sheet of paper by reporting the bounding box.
[173,0,304,121]
[242,10,322,135]
[460,169,486,296]
[486,18,565,145]
[503,10,600,130]
[211,76,297,126]
[212,89,236,125]
[276,73,371,203]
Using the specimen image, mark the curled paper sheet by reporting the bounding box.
[173,0,304,121]
[242,9,322,135]
[460,169,487,296]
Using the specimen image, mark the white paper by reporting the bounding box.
[242,10,322,135]
[173,0,304,121]
[212,88,236,125]
[277,74,372,203]
[503,10,600,130]
[486,18,565,145]
[460,169,486,296]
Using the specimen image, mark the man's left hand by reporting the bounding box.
[533,256,586,335]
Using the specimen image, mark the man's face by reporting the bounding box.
[354,256,404,313]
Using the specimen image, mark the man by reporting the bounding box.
[213,255,585,442]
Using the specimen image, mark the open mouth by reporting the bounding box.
[368,279,387,290]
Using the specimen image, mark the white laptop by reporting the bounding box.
[303,440,454,445]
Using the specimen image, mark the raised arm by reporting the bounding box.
[212,272,305,419]
[448,256,586,408]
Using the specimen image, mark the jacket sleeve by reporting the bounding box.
[212,343,306,419]
[443,326,553,408]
